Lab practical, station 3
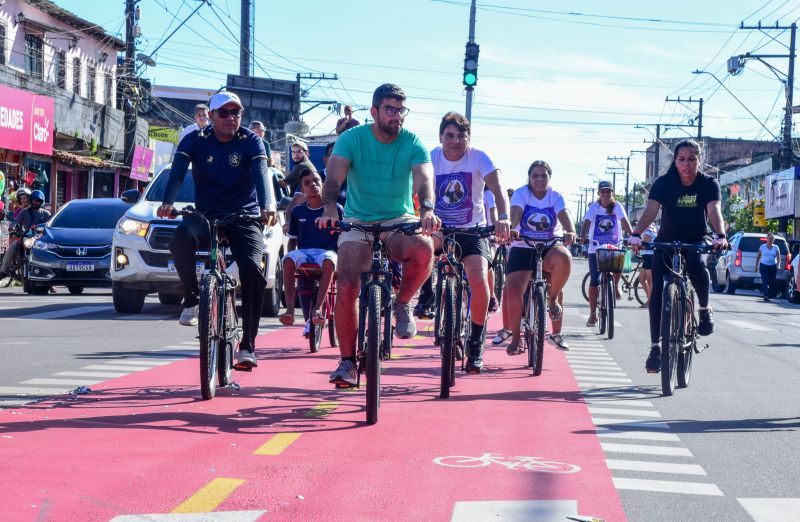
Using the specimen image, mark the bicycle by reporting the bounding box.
[491,242,508,304]
[173,207,261,400]
[644,241,711,396]
[593,245,631,340]
[433,453,581,473]
[432,224,495,398]
[334,220,419,425]
[581,256,645,306]
[518,236,564,376]
[295,263,338,353]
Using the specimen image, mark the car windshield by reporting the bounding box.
[145,168,195,203]
[739,237,788,254]
[51,203,129,229]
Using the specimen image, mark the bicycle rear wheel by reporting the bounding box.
[598,274,608,335]
[606,274,615,340]
[633,278,647,306]
[218,287,236,387]
[440,277,457,398]
[677,287,695,388]
[581,272,590,302]
[199,274,220,400]
[660,283,680,396]
[365,284,381,425]
[531,283,546,376]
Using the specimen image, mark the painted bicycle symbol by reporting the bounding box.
[433,453,581,473]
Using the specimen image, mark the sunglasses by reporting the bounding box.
[215,108,242,118]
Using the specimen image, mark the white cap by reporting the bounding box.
[209,91,244,111]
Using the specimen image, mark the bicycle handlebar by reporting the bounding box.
[170,206,263,226]
[440,224,496,238]
[642,241,712,253]
[332,220,420,235]
[517,236,565,249]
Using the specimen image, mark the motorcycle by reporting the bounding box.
[0,224,43,292]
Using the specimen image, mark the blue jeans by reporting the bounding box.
[759,264,777,298]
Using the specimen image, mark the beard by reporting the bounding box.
[376,115,401,136]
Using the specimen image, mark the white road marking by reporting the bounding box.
[0,399,32,406]
[569,361,621,367]
[0,386,68,396]
[601,442,692,457]
[575,376,633,383]
[737,498,800,520]
[588,407,662,417]
[595,429,681,442]
[592,418,671,430]
[583,399,655,408]
[572,369,628,377]
[11,306,112,320]
[111,512,268,522]
[450,500,578,521]
[82,364,153,372]
[111,359,177,366]
[22,378,103,386]
[605,459,706,475]
[722,319,772,332]
[54,371,128,378]
[117,314,174,321]
[612,477,723,496]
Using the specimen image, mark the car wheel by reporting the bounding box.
[67,286,84,295]
[158,292,182,306]
[262,257,283,317]
[710,268,725,293]
[112,281,146,313]
[30,283,50,295]
[724,272,737,295]
[788,271,800,304]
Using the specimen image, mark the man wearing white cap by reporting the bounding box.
[158,91,277,370]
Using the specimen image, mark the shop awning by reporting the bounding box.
[53,150,123,170]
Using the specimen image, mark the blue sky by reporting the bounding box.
[60,0,799,215]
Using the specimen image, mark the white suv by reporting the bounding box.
[111,165,286,316]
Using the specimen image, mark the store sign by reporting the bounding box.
[148,126,179,144]
[130,145,154,181]
[765,168,796,219]
[0,84,54,155]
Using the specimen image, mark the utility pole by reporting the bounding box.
[240,0,254,77]
[653,124,661,181]
[464,0,477,122]
[664,96,703,139]
[123,0,138,167]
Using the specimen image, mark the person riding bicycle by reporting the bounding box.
[316,83,441,388]
[427,112,510,373]
[280,166,343,333]
[628,139,727,374]
[581,180,633,327]
[0,189,50,279]
[503,161,576,354]
[158,91,277,370]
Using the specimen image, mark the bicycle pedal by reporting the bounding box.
[335,382,356,389]
[233,365,253,372]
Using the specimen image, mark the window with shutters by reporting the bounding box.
[72,58,81,95]
[54,49,66,88]
[0,23,6,66]
[87,63,96,102]
[25,34,44,79]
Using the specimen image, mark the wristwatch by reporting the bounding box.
[421,199,435,211]
[498,212,509,220]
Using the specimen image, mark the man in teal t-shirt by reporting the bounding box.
[318,83,441,388]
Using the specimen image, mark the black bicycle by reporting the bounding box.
[518,236,564,376]
[645,241,711,396]
[491,243,508,304]
[335,220,419,425]
[581,258,645,306]
[173,207,261,400]
[433,224,495,398]
[594,245,630,340]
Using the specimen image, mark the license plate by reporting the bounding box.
[167,261,204,274]
[66,262,94,272]
[754,277,762,284]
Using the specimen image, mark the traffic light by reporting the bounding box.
[463,42,479,87]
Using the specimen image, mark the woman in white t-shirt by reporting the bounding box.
[502,160,577,353]
[755,232,781,301]
[580,181,632,326]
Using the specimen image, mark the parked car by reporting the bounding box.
[786,240,800,303]
[111,165,287,315]
[27,198,133,294]
[713,232,791,296]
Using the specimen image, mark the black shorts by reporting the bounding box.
[642,253,653,270]
[506,246,553,274]
[437,232,492,263]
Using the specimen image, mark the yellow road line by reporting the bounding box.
[304,401,338,417]
[171,478,244,513]
[253,432,301,455]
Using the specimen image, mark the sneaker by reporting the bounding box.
[698,308,714,336]
[235,349,257,369]
[465,339,484,374]
[645,345,661,373]
[413,302,435,319]
[179,305,199,326]
[488,297,499,313]
[329,359,358,387]
[303,320,311,338]
[394,302,417,339]
[491,329,512,345]
[586,315,598,327]
[549,333,569,351]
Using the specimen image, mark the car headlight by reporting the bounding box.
[117,218,150,237]
[23,237,36,249]
[33,240,58,251]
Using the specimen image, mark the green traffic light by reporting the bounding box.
[463,72,477,86]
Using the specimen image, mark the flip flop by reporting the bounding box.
[279,311,295,326]
[548,301,563,322]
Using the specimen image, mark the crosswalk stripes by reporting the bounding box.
[565,341,726,497]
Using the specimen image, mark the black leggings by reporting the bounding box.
[648,249,709,344]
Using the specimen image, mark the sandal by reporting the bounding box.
[491,329,512,345]
[586,315,598,327]
[548,301,563,322]
[506,343,523,356]
[311,308,326,326]
[279,310,295,326]
[549,333,569,351]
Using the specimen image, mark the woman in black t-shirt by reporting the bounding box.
[630,139,728,374]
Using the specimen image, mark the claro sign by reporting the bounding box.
[0,84,54,155]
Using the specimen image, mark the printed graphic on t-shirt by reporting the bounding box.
[677,194,697,208]
[593,214,619,244]
[436,171,473,225]
[521,205,556,240]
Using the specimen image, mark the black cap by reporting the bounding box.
[598,181,613,191]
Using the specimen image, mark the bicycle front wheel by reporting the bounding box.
[440,277,457,398]
[494,252,506,304]
[366,284,382,425]
[218,287,236,387]
[660,283,680,396]
[199,274,220,400]
[634,278,647,306]
[606,274,615,340]
[581,272,590,302]
[531,284,546,376]
[308,287,324,354]
[677,287,695,389]
[598,274,608,335]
